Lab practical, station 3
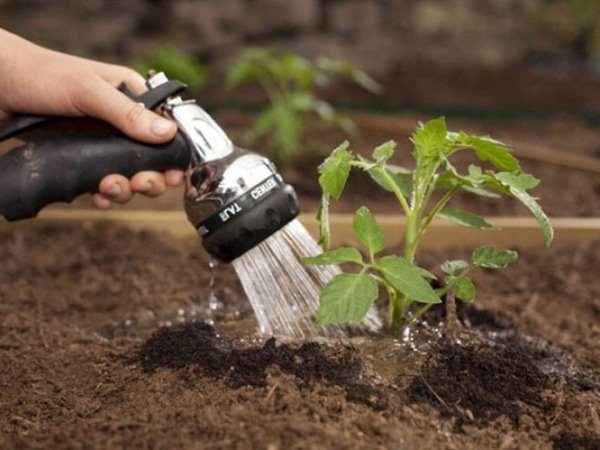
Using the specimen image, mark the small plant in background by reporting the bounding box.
[225,48,381,161]
[304,118,554,334]
[132,45,209,90]
[534,0,600,60]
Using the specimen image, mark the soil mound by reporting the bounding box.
[407,339,550,428]
[139,322,388,410]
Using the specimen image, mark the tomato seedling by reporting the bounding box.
[226,48,380,161]
[305,117,554,333]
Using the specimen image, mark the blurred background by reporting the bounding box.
[1,0,599,216]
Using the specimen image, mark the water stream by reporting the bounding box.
[232,219,382,340]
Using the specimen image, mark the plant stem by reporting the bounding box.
[376,167,411,216]
[415,186,460,242]
[443,291,459,340]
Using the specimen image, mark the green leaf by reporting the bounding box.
[462,185,500,198]
[317,273,379,325]
[352,207,385,255]
[315,57,382,93]
[246,107,277,142]
[490,172,553,246]
[318,141,353,200]
[495,172,540,191]
[438,208,495,230]
[303,247,363,266]
[447,276,475,303]
[411,117,448,156]
[418,267,438,280]
[275,106,301,157]
[472,246,519,269]
[368,166,412,197]
[372,140,396,162]
[374,256,441,304]
[508,188,554,247]
[460,134,520,172]
[316,194,331,250]
[441,260,470,275]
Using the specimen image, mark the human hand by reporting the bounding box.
[0,28,185,209]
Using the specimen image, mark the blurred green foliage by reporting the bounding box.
[132,45,208,90]
[226,48,381,161]
[535,0,600,59]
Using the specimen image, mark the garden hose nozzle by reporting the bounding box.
[0,72,299,262]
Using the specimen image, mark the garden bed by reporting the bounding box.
[0,222,598,449]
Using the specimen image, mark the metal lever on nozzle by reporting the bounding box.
[0,72,299,262]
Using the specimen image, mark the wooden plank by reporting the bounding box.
[2,210,599,249]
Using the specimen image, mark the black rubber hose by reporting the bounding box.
[0,132,190,221]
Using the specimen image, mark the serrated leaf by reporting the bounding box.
[352,207,385,255]
[441,260,470,275]
[508,188,554,247]
[317,273,378,325]
[374,256,441,304]
[316,194,331,249]
[438,208,495,229]
[460,134,520,172]
[318,141,353,200]
[495,172,540,191]
[373,140,396,162]
[411,117,448,157]
[303,247,363,266]
[472,246,519,268]
[368,166,412,197]
[447,276,475,303]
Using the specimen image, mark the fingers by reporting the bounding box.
[130,171,167,197]
[98,174,134,204]
[95,64,148,95]
[165,170,185,187]
[72,76,177,144]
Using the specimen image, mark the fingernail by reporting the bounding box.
[151,118,175,136]
[107,184,121,197]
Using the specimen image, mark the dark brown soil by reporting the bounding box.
[407,338,551,428]
[138,322,388,410]
[1,223,599,449]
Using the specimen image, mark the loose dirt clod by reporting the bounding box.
[139,322,388,410]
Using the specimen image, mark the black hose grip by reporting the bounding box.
[0,132,190,221]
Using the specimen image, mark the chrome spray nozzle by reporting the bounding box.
[150,73,299,262]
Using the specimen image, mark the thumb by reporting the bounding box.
[74,77,177,144]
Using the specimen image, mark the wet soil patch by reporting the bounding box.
[138,322,388,410]
[552,432,600,450]
[407,338,551,428]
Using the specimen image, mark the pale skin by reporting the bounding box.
[0,28,185,209]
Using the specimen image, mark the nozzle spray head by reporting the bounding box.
[156,76,299,262]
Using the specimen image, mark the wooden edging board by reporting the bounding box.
[2,209,599,249]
